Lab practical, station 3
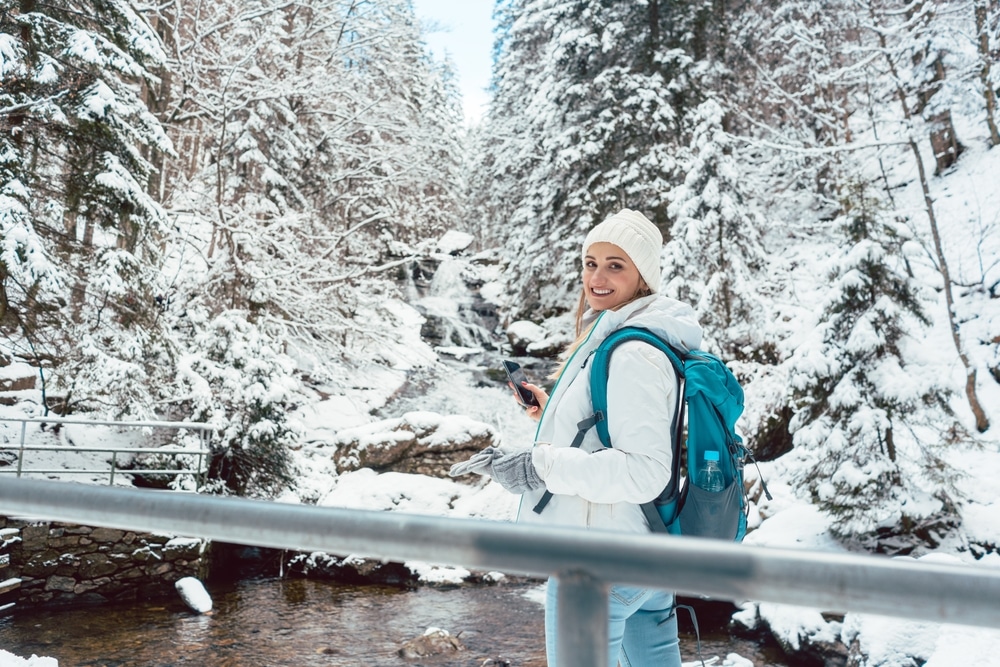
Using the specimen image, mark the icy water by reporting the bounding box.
[0,578,790,666]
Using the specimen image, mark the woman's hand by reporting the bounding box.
[510,381,548,421]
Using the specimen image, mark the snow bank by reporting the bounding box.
[0,651,57,667]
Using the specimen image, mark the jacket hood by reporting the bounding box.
[583,294,702,353]
[533,294,701,445]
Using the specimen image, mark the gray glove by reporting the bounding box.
[449,447,498,477]
[490,449,544,494]
[449,447,544,495]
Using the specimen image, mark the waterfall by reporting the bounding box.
[412,256,498,357]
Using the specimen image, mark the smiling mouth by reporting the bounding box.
[591,288,613,296]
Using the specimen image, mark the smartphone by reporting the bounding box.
[502,360,540,407]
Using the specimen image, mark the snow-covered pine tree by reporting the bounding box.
[0,0,175,418]
[468,0,579,319]
[788,180,963,542]
[664,99,771,361]
[174,308,299,498]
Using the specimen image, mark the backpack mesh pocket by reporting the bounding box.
[677,481,742,540]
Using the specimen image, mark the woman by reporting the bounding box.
[450,208,701,667]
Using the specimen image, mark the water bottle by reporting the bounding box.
[697,450,725,492]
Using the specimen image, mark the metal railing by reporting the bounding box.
[0,417,215,488]
[1,477,999,667]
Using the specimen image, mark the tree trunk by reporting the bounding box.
[907,2,963,173]
[647,0,659,55]
[975,0,1000,146]
[928,108,962,173]
[908,136,990,432]
[925,60,963,173]
[869,2,991,432]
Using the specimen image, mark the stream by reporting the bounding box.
[0,577,790,666]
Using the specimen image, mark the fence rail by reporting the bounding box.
[0,417,215,487]
[1,477,999,667]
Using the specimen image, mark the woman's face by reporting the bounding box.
[582,242,646,312]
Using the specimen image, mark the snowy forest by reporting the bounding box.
[2,0,999,561]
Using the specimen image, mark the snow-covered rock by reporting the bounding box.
[175,577,212,614]
[397,627,464,659]
[331,411,497,477]
[436,230,475,256]
[505,320,568,358]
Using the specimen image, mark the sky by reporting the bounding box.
[411,0,495,124]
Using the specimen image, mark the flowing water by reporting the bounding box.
[0,577,790,666]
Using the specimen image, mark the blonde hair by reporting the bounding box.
[549,283,652,380]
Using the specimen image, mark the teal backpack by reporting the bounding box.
[533,326,770,541]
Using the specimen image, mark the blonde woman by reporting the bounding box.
[451,209,700,667]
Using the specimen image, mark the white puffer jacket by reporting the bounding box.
[517,294,702,534]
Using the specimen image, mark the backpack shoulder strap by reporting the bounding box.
[589,326,687,533]
[590,326,686,448]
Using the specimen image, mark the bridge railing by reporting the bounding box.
[0,417,215,488]
[1,477,999,667]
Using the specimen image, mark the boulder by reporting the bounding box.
[332,411,497,478]
[398,628,464,659]
[505,320,568,358]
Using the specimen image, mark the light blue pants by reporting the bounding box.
[544,578,682,667]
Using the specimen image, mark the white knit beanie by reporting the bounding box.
[582,209,663,293]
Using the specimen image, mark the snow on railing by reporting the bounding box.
[0,417,215,489]
[1,477,1000,667]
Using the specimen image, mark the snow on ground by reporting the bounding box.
[0,652,56,667]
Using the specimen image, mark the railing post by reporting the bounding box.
[197,430,209,491]
[109,452,116,486]
[16,420,26,478]
[555,571,608,667]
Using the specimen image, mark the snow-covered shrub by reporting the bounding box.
[173,308,300,498]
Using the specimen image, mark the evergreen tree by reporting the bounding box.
[175,308,299,498]
[664,99,771,360]
[0,0,175,417]
[788,181,962,540]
